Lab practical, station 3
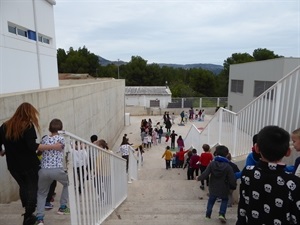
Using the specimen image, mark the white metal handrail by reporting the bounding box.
[184,66,300,158]
[59,130,129,225]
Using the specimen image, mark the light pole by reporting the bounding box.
[117,59,120,79]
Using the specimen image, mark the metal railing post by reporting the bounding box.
[218,109,223,144]
[232,115,238,157]
[273,83,282,126]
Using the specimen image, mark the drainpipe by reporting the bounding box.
[32,0,42,88]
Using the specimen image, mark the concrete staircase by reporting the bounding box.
[102,115,239,225]
[0,116,239,225]
[101,166,238,225]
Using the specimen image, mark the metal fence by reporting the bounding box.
[184,66,300,158]
[58,131,141,225]
[168,97,227,108]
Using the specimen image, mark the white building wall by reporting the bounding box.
[0,0,58,95]
[228,58,300,112]
[126,95,171,108]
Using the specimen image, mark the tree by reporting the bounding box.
[124,56,148,86]
[188,69,216,97]
[57,48,67,73]
[57,46,99,74]
[253,48,282,61]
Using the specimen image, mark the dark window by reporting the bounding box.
[231,79,244,93]
[8,25,16,34]
[38,35,50,44]
[150,100,160,107]
[43,37,50,44]
[254,81,275,97]
[17,28,27,37]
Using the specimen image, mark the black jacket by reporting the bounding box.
[0,123,40,172]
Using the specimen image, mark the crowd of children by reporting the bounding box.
[36,117,300,225]
[159,124,300,225]
[4,105,300,225]
[179,108,205,124]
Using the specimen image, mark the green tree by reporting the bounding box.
[57,48,67,73]
[253,48,282,61]
[188,69,216,96]
[124,56,148,86]
[169,80,196,97]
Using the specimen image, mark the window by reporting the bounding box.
[42,37,50,44]
[254,81,275,97]
[38,35,50,44]
[17,28,27,37]
[150,100,160,107]
[7,22,51,45]
[231,79,244,93]
[28,30,37,41]
[8,25,17,34]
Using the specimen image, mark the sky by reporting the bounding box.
[54,0,300,66]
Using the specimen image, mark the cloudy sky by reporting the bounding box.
[54,0,300,65]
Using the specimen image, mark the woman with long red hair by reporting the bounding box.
[0,102,63,225]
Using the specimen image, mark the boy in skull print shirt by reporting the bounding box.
[236,126,300,225]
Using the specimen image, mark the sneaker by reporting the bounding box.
[219,215,227,223]
[23,214,36,225]
[35,219,44,225]
[200,185,204,190]
[45,202,53,209]
[205,216,211,220]
[57,206,70,215]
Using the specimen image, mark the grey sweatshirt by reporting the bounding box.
[197,158,237,197]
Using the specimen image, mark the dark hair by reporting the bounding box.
[202,144,210,152]
[90,134,98,142]
[257,125,290,162]
[95,139,108,149]
[49,119,63,133]
[192,148,197,154]
[227,152,232,161]
[214,145,229,157]
[166,146,170,149]
[252,134,258,146]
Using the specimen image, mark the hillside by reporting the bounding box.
[98,56,223,74]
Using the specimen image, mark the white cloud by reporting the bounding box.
[54,0,300,65]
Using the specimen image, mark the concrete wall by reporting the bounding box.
[0,0,59,94]
[228,58,300,112]
[0,79,125,203]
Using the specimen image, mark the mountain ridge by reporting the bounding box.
[98,56,223,74]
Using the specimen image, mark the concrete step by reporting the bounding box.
[102,199,238,225]
[0,184,71,225]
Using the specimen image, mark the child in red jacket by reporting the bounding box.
[199,144,213,190]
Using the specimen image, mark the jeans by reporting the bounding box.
[10,167,39,217]
[206,194,228,218]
